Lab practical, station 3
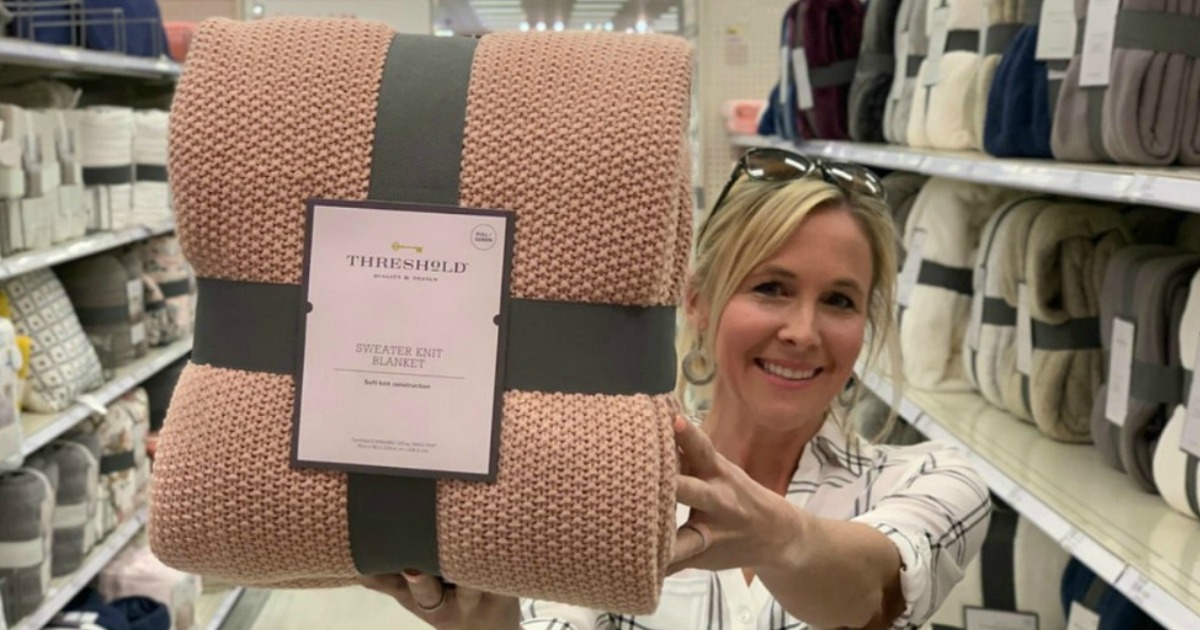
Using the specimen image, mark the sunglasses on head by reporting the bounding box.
[699,148,887,241]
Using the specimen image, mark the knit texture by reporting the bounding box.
[152,18,690,613]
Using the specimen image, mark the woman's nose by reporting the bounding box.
[778,303,820,349]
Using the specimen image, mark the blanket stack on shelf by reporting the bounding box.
[908,0,985,149]
[1153,268,1200,519]
[971,0,1025,149]
[0,466,55,626]
[881,172,929,267]
[132,111,171,224]
[849,0,904,142]
[45,436,100,577]
[884,0,930,144]
[81,107,135,233]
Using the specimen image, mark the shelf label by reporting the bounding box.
[965,608,1039,630]
[889,36,909,102]
[1066,602,1101,630]
[898,230,926,308]
[1059,527,1086,555]
[1079,0,1120,87]
[924,8,951,87]
[1036,0,1078,60]
[791,48,815,111]
[1017,283,1033,375]
[1105,318,1135,427]
[1182,341,1200,458]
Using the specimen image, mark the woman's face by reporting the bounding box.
[707,204,873,433]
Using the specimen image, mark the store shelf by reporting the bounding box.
[730,135,1200,213]
[21,336,192,457]
[0,38,180,81]
[856,367,1200,630]
[0,219,176,281]
[198,587,246,630]
[10,508,148,630]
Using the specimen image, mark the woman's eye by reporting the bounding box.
[827,293,857,310]
[753,281,785,297]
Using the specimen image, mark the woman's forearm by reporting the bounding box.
[753,509,906,629]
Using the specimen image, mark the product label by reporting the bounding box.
[1066,602,1101,630]
[1036,0,1079,60]
[1105,318,1135,426]
[965,607,1039,630]
[791,47,815,110]
[1182,341,1200,458]
[1016,283,1033,375]
[923,8,952,87]
[1079,0,1120,86]
[898,230,927,308]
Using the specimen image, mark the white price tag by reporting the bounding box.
[791,47,815,111]
[1016,283,1033,375]
[889,36,910,102]
[127,279,143,317]
[1066,602,1101,630]
[779,45,791,110]
[1105,318,1135,426]
[1182,341,1200,458]
[923,8,951,87]
[1059,527,1086,555]
[1079,0,1120,87]
[965,608,1039,630]
[967,268,986,350]
[1036,0,1079,60]
[130,322,146,347]
[898,230,927,307]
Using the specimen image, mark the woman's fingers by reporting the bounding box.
[673,416,719,477]
[671,521,712,565]
[676,474,715,512]
[455,585,484,611]
[358,574,409,597]
[403,570,446,612]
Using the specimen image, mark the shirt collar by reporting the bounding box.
[808,419,871,477]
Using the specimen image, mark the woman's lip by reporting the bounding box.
[754,359,823,386]
[757,358,820,372]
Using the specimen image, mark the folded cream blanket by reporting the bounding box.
[1152,267,1200,519]
[907,0,985,149]
[132,110,170,224]
[1091,246,1200,493]
[972,0,1028,149]
[150,18,691,613]
[80,107,134,231]
[1051,0,1200,165]
[900,178,1019,391]
[881,171,928,268]
[884,0,930,144]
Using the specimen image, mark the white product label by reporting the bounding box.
[898,230,926,308]
[1105,318,1135,426]
[965,608,1039,630]
[1079,0,1120,87]
[1016,283,1033,375]
[1066,602,1101,630]
[293,200,512,480]
[967,268,986,350]
[890,36,910,101]
[923,8,951,87]
[1036,0,1079,60]
[127,279,143,318]
[791,47,815,111]
[1182,341,1200,458]
[130,322,146,347]
[779,45,791,109]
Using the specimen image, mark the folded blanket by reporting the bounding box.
[54,110,88,243]
[927,501,1070,630]
[884,0,930,144]
[132,110,170,225]
[907,0,985,149]
[150,19,691,613]
[1060,559,1163,629]
[969,200,1128,440]
[57,254,149,371]
[849,0,903,142]
[1091,246,1200,492]
[0,105,30,200]
[72,396,143,538]
[139,237,195,346]
[787,0,865,140]
[971,0,1025,150]
[880,171,929,268]
[81,107,135,232]
[46,437,100,577]
[0,317,23,473]
[2,269,105,414]
[1051,0,1200,165]
[900,178,1018,391]
[0,467,54,626]
[51,588,132,630]
[99,545,201,630]
[1153,268,1200,519]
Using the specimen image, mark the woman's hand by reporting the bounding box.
[359,571,522,630]
[669,416,802,575]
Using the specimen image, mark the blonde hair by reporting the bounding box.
[678,176,905,441]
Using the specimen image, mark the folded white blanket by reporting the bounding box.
[1152,268,1200,520]
[901,178,1019,391]
[0,106,30,200]
[907,0,985,149]
[81,107,134,232]
[884,0,930,144]
[133,110,170,223]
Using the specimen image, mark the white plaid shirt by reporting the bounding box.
[521,420,991,630]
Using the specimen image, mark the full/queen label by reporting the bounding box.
[293,199,513,481]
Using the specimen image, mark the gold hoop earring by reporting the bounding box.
[682,344,715,386]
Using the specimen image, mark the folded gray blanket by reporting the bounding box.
[57,253,149,371]
[45,437,99,577]
[0,465,55,625]
[1091,246,1200,493]
[849,0,904,141]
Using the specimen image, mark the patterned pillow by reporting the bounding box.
[0,317,24,472]
[2,269,104,413]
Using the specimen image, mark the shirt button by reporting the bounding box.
[739,607,753,624]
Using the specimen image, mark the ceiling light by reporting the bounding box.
[583,22,594,30]
[635,18,648,33]
[519,21,530,31]
[536,21,546,31]
[604,21,614,31]
[553,20,564,31]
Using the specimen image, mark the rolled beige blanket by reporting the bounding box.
[907,0,985,149]
[150,18,691,614]
[972,0,1026,149]
[884,0,930,144]
[1152,268,1200,519]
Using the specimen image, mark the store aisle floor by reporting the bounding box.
[223,586,432,630]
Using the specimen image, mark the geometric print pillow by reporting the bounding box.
[1,269,104,413]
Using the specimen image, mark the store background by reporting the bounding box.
[0,0,1197,629]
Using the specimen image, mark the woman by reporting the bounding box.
[362,149,991,629]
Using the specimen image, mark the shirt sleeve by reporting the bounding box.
[849,442,992,629]
[520,598,614,630]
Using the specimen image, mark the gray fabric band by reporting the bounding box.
[947,30,981,53]
[135,164,168,182]
[1082,572,1106,609]
[1024,0,1044,24]
[1047,59,1068,113]
[811,58,859,88]
[1114,9,1200,57]
[159,279,192,299]
[1032,317,1101,351]
[1129,360,1186,406]
[192,279,301,375]
[982,297,1017,326]
[82,165,134,186]
[917,260,973,296]
[985,24,1023,55]
[1188,455,1200,518]
[76,304,133,327]
[980,505,1018,611]
[1087,86,1107,161]
[857,51,896,75]
[100,451,136,475]
[907,54,925,77]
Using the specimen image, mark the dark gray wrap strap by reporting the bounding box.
[1114,9,1200,58]
[1130,360,1187,407]
[982,297,1017,326]
[158,279,192,299]
[82,165,134,186]
[1188,455,1200,518]
[1032,317,1101,351]
[946,30,981,53]
[100,451,136,475]
[1023,0,1044,24]
[135,164,169,182]
[917,260,973,296]
[857,51,896,75]
[811,58,859,88]
[75,305,133,327]
[907,54,925,77]
[980,505,1018,611]
[984,23,1023,55]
